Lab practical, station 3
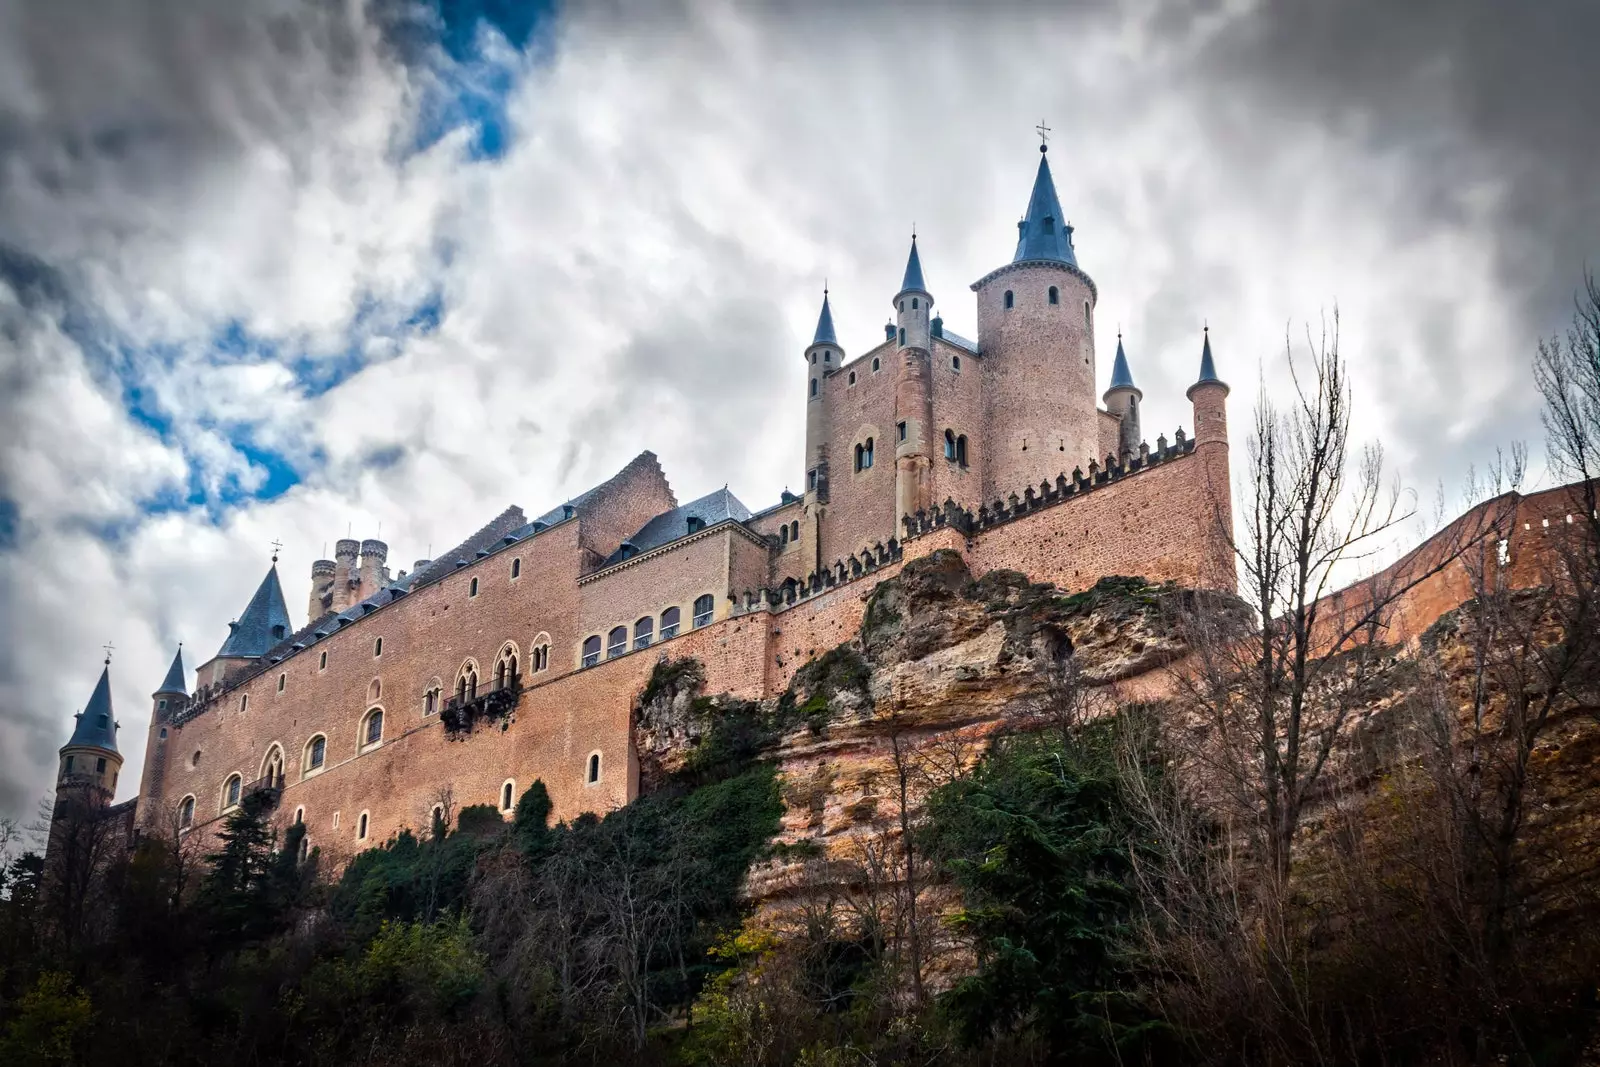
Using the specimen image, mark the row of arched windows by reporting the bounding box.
[581,596,713,668]
[778,520,802,545]
[944,429,970,467]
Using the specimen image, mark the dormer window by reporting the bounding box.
[1043,216,1054,234]
[619,542,638,560]
[687,517,705,534]
[271,625,286,641]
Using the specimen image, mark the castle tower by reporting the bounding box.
[54,659,124,813]
[973,142,1099,499]
[804,289,842,502]
[893,236,936,525]
[199,563,293,688]
[1103,333,1142,460]
[358,538,389,593]
[1186,326,1235,592]
[331,538,360,614]
[308,558,335,620]
[135,646,186,832]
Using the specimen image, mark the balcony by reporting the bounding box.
[241,771,285,809]
[441,671,522,737]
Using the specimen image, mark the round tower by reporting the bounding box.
[56,659,123,813]
[804,289,842,501]
[893,236,936,525]
[1186,326,1234,592]
[332,538,360,613]
[308,558,335,620]
[1103,332,1143,460]
[359,538,389,592]
[973,143,1098,500]
[137,646,187,833]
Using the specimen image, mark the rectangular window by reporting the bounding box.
[64,755,73,773]
[240,694,248,713]
[898,421,907,441]
[277,674,285,692]
[96,757,106,772]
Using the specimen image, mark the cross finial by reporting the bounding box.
[102,641,115,665]
[1036,120,1051,151]
[270,539,283,563]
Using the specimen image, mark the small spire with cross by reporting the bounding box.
[270,539,283,564]
[1036,120,1052,152]
[102,641,115,666]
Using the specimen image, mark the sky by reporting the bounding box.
[0,0,1596,823]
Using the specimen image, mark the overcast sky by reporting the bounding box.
[1,0,1595,824]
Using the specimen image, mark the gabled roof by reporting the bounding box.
[155,646,187,697]
[1108,334,1138,393]
[65,665,119,753]
[1013,147,1079,267]
[604,487,753,565]
[216,566,293,659]
[899,235,927,295]
[811,291,838,347]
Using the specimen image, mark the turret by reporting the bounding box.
[804,289,841,501]
[1102,333,1142,460]
[199,563,293,688]
[137,645,187,833]
[56,659,123,810]
[331,538,360,613]
[1186,326,1235,592]
[893,236,936,525]
[973,141,1099,500]
[358,538,389,593]
[308,558,335,620]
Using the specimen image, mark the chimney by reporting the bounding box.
[331,539,360,613]
[308,558,335,621]
[359,539,389,594]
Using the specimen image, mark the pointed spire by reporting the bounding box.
[66,664,119,753]
[1013,144,1078,267]
[899,234,927,295]
[216,565,294,659]
[155,645,187,697]
[1188,325,1230,398]
[810,288,838,347]
[1108,332,1138,392]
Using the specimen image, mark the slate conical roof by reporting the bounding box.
[216,565,293,659]
[899,235,928,295]
[1108,334,1138,393]
[811,291,838,347]
[155,646,187,697]
[1013,146,1079,267]
[65,664,119,753]
[1188,326,1229,398]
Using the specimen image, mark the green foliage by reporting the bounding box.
[513,780,554,858]
[0,971,91,1067]
[924,723,1169,1060]
[332,825,481,942]
[198,791,306,943]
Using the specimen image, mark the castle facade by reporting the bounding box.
[50,144,1237,865]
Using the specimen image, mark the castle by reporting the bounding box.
[48,143,1237,863]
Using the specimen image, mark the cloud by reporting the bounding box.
[0,0,1594,820]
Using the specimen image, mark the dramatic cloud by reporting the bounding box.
[0,0,1593,821]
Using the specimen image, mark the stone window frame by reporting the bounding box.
[510,556,522,580]
[847,370,857,386]
[332,810,340,830]
[221,773,243,814]
[500,779,516,813]
[692,593,715,629]
[872,356,881,372]
[530,632,552,672]
[239,693,248,713]
[319,650,328,671]
[585,750,603,787]
[360,707,385,752]
[368,677,382,702]
[373,636,383,658]
[580,635,601,668]
[259,743,286,783]
[422,677,444,716]
[659,607,681,640]
[1004,289,1014,310]
[303,733,328,778]
[469,576,480,598]
[178,794,196,831]
[493,642,520,688]
[189,748,202,770]
[606,625,628,659]
[277,673,286,693]
[356,810,370,842]
[852,426,880,475]
[633,615,654,650]
[951,354,961,371]
[455,659,481,702]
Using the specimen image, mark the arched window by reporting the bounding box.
[607,626,627,658]
[511,557,521,579]
[810,378,818,397]
[957,435,969,466]
[848,371,856,385]
[1049,285,1059,305]
[587,752,602,785]
[469,576,479,597]
[911,297,919,310]
[373,636,383,657]
[791,520,800,541]
[780,524,789,545]
[357,811,369,841]
[319,650,328,670]
[179,795,195,829]
[1004,290,1014,309]
[660,607,681,640]
[277,673,285,692]
[495,644,519,689]
[1085,300,1091,324]
[952,354,961,371]
[239,694,248,713]
[305,735,326,773]
[863,438,874,469]
[898,328,905,345]
[294,806,304,825]
[223,774,242,811]
[633,616,653,650]
[582,635,601,667]
[455,663,479,701]
[363,708,384,748]
[872,357,881,372]
[854,443,863,471]
[944,429,956,459]
[261,745,285,785]
[369,678,381,701]
[501,780,515,812]
[692,594,715,628]
[424,684,441,715]
[810,351,817,364]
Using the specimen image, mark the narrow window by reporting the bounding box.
[298,836,309,862]
[863,438,874,468]
[357,812,368,840]
[1004,290,1014,309]
[239,694,248,713]
[660,607,681,640]
[277,673,285,692]
[179,796,194,829]
[191,749,202,769]
[319,650,327,670]
[501,781,514,811]
[911,297,918,309]
[607,626,627,658]
[810,352,817,364]
[634,616,653,650]
[587,753,601,784]
[536,645,549,670]
[898,300,904,312]
[425,688,437,715]
[848,371,856,385]
[807,469,818,490]
[957,435,968,466]
[897,421,907,442]
[780,524,789,545]
[364,709,383,747]
[369,678,381,701]
[1048,286,1059,305]
[225,775,241,809]
[944,429,956,459]
[791,520,800,541]
[872,357,881,372]
[294,806,304,825]
[158,698,167,711]
[469,576,479,597]
[824,352,830,362]
[511,557,521,579]
[854,443,863,471]
[1043,216,1054,234]
[306,735,326,772]
[96,756,106,773]
[374,637,382,657]
[333,811,340,829]
[64,755,74,773]
[898,328,905,345]
[693,594,715,628]
[1084,300,1090,324]
[810,378,818,397]
[582,635,601,667]
[952,355,961,371]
